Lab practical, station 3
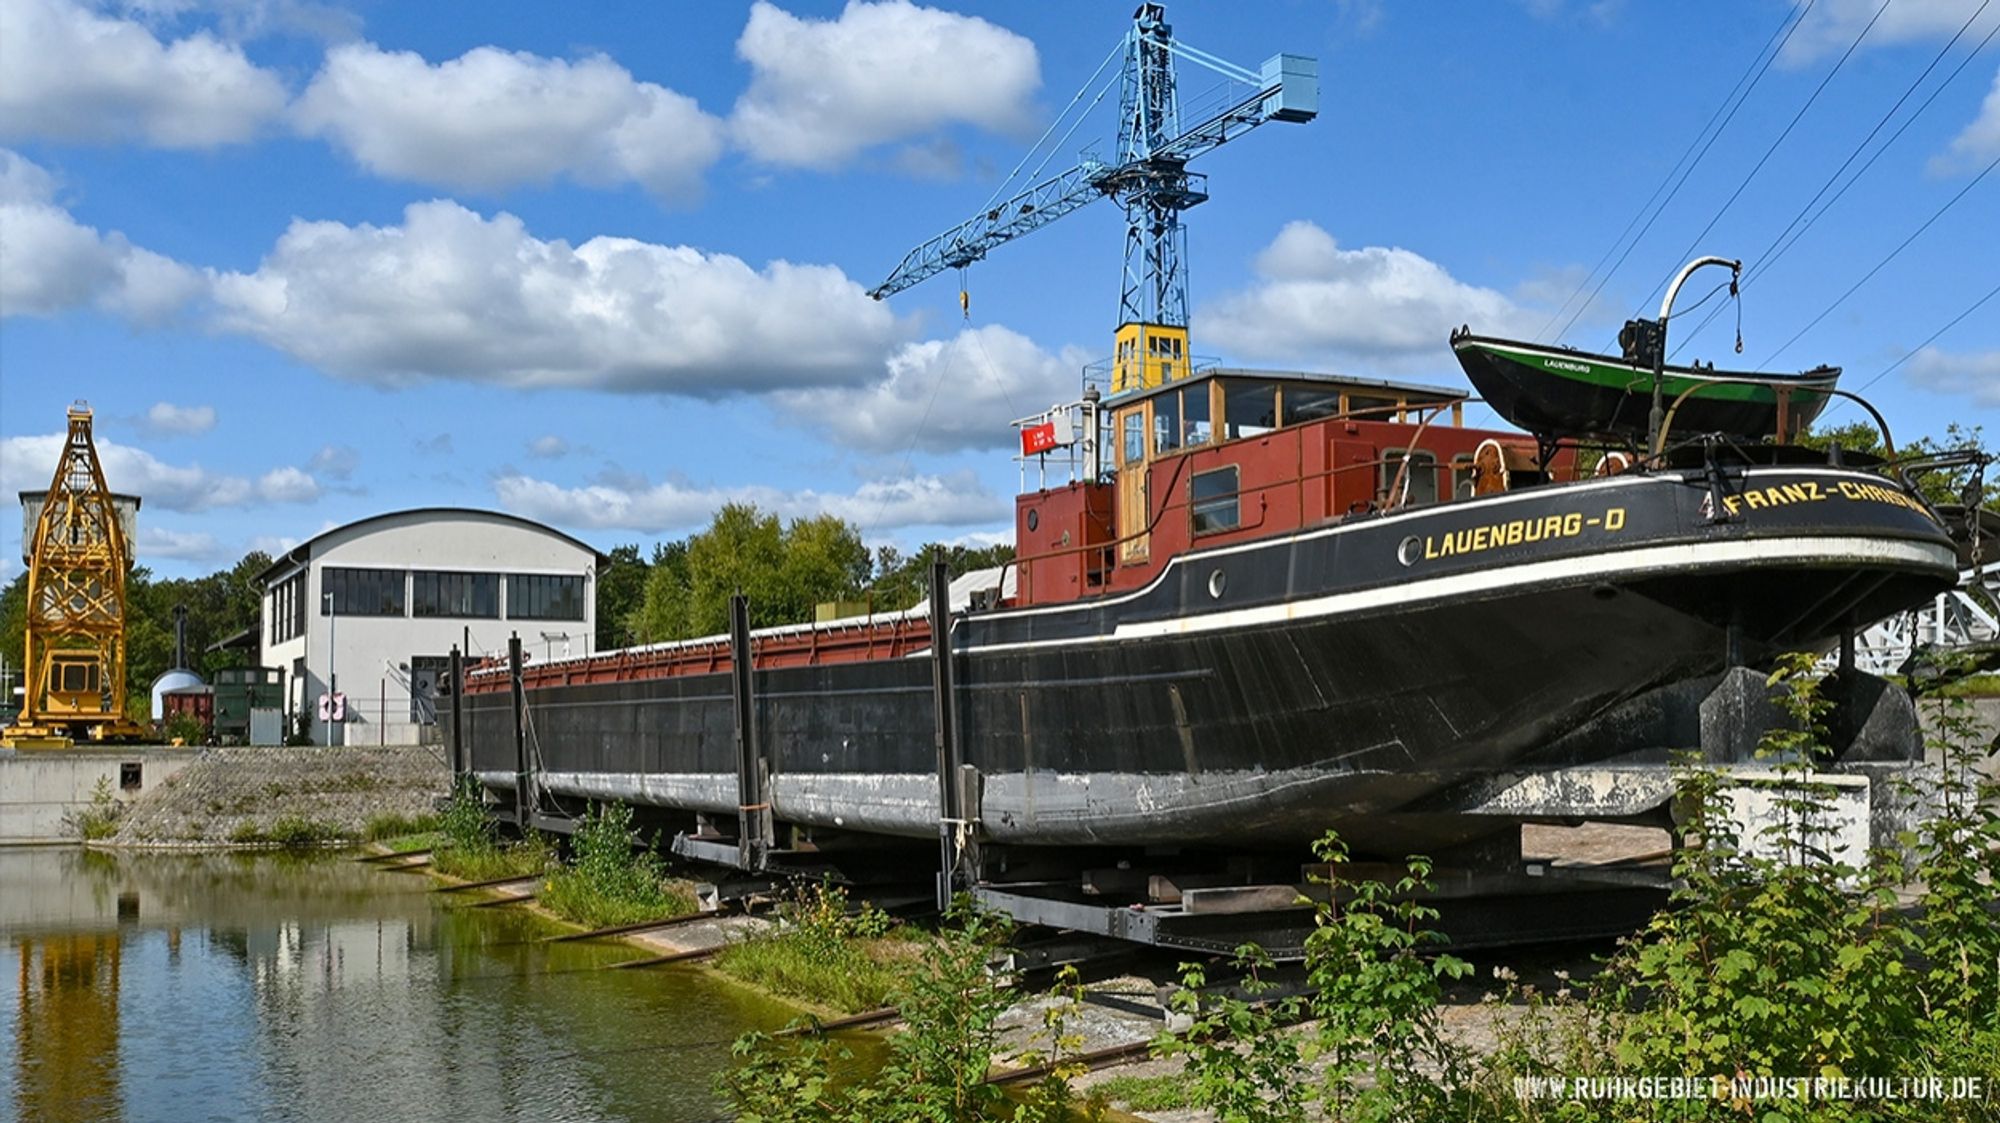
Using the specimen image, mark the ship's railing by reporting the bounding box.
[1834,561,2000,677]
[463,610,934,692]
[1652,380,1898,459]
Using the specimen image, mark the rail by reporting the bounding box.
[1651,380,1896,459]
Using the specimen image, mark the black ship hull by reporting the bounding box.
[461,465,1955,852]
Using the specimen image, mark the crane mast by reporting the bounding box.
[4,404,145,746]
[870,3,1316,395]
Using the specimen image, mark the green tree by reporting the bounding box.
[628,506,877,642]
[594,544,649,650]
[1801,421,1996,511]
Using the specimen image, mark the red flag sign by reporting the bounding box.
[1020,421,1058,456]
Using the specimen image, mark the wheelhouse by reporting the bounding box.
[1012,366,1580,606]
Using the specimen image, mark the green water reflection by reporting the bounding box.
[0,848,801,1122]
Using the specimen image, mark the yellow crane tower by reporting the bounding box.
[3,403,146,747]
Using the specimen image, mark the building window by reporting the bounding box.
[270,570,307,643]
[323,567,406,616]
[1383,450,1440,507]
[1191,466,1241,535]
[412,571,499,618]
[509,573,584,621]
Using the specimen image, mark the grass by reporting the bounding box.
[363,811,442,841]
[229,816,346,847]
[431,837,551,881]
[711,885,918,1014]
[1094,1073,1197,1112]
[540,869,699,929]
[712,934,912,1014]
[375,831,441,854]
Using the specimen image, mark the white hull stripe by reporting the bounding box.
[966,536,1956,655]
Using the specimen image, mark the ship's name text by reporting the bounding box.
[1716,479,1928,517]
[1423,507,1627,560]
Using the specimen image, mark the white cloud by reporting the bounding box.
[776,325,1086,453]
[209,198,906,393]
[1933,66,2000,174]
[1782,0,1999,64]
[136,525,224,561]
[0,0,288,147]
[143,401,216,435]
[248,533,303,555]
[1193,221,1537,371]
[0,432,320,512]
[255,465,319,502]
[0,149,206,321]
[730,0,1039,169]
[1905,346,2000,406]
[493,469,1006,535]
[295,42,724,199]
[306,443,356,479]
[527,435,569,458]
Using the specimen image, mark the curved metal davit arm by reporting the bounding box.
[1651,380,1896,460]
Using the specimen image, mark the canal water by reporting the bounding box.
[0,848,804,1123]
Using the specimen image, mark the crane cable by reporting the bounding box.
[1757,147,2000,369]
[1537,0,1820,344]
[1673,0,1999,356]
[1631,0,1895,332]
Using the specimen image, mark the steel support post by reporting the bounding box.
[448,645,464,782]
[730,594,770,870]
[509,634,529,829]
[930,561,965,910]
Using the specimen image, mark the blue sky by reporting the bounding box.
[1,0,1996,580]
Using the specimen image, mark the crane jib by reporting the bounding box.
[866,3,1316,318]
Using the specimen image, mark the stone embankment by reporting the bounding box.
[106,746,449,847]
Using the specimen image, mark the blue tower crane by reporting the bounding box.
[869,4,1316,394]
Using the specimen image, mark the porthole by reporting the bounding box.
[1208,568,1227,599]
[1397,536,1423,567]
[1026,508,1039,531]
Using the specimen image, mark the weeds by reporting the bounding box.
[363,812,441,841]
[228,815,346,847]
[539,802,695,928]
[713,882,904,1014]
[66,776,123,841]
[718,899,1029,1121]
[429,778,548,880]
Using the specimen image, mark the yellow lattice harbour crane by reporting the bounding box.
[3,404,146,747]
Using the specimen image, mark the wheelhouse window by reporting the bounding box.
[1281,383,1343,424]
[1190,466,1241,535]
[412,570,499,618]
[1153,390,1181,454]
[323,567,405,616]
[1183,383,1213,445]
[1223,380,1277,439]
[510,573,585,621]
[1382,450,1440,507]
[1121,409,1145,466]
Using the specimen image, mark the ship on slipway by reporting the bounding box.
[450,8,1981,881]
